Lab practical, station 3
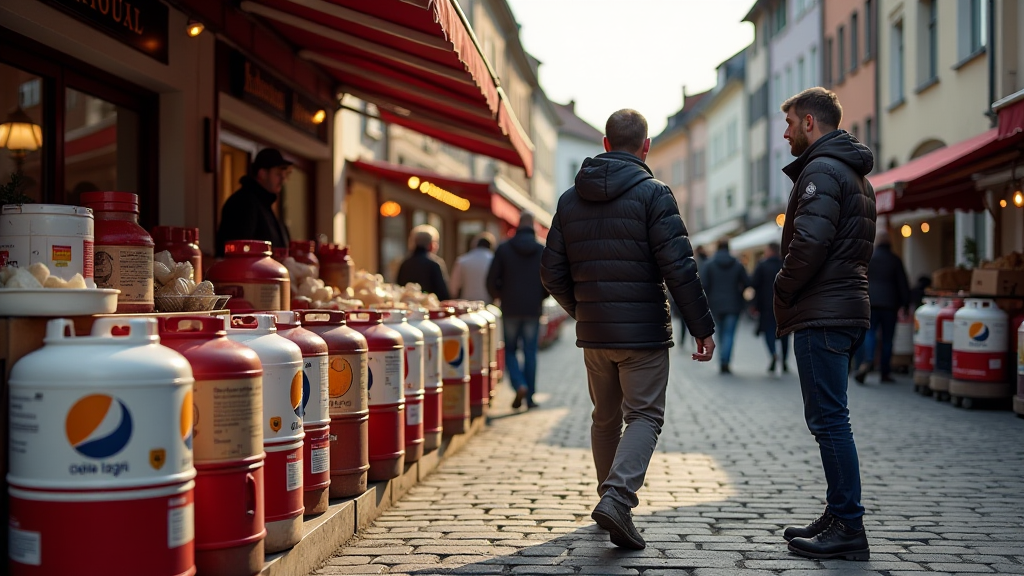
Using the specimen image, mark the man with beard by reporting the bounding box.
[774,88,875,561]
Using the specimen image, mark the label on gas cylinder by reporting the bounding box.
[168,500,194,549]
[303,355,330,426]
[8,382,194,489]
[263,362,304,443]
[422,339,442,389]
[94,245,153,305]
[914,316,936,347]
[468,327,487,374]
[8,526,41,565]
[1019,338,1024,375]
[404,343,424,394]
[367,349,403,405]
[440,334,469,381]
[328,352,367,415]
[310,439,329,475]
[940,320,955,343]
[953,317,1007,353]
[287,459,302,491]
[214,282,282,311]
[193,377,263,463]
[442,382,466,419]
[406,401,423,426]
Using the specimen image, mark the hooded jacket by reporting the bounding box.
[867,243,910,310]
[396,247,451,301]
[215,175,291,256]
[774,130,877,336]
[540,151,714,349]
[486,227,547,316]
[701,248,750,317]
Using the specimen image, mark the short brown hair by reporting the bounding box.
[781,87,842,131]
[605,109,648,152]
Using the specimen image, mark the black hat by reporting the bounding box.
[251,148,293,174]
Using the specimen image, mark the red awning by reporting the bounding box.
[348,158,493,209]
[240,0,534,175]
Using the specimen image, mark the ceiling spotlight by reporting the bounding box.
[1015,190,1023,207]
[312,109,326,125]
[187,20,205,37]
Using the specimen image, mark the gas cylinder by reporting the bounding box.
[486,303,505,389]
[430,307,470,435]
[225,314,304,553]
[930,298,963,400]
[152,225,203,282]
[318,244,354,293]
[408,308,443,452]
[950,298,1012,404]
[273,311,331,515]
[913,297,942,392]
[475,303,499,404]
[289,240,319,269]
[80,191,155,313]
[8,318,196,576]
[1016,319,1024,416]
[296,310,369,497]
[207,241,291,312]
[380,309,425,463]
[346,310,405,481]
[446,303,489,418]
[892,307,914,371]
[158,316,265,576]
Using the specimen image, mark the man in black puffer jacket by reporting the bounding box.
[774,88,875,562]
[541,109,715,551]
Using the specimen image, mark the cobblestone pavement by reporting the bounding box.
[315,319,1024,575]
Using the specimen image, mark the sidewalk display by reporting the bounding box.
[913,297,942,394]
[79,192,155,313]
[207,241,290,313]
[153,250,222,313]
[475,304,500,403]
[151,225,203,283]
[950,299,1011,408]
[447,303,489,419]
[429,307,470,435]
[930,298,963,401]
[158,316,265,576]
[380,309,426,463]
[408,308,444,451]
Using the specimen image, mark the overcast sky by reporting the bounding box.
[506,0,757,136]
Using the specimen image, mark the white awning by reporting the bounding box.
[729,220,783,251]
[688,218,741,249]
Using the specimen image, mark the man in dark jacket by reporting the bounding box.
[541,109,715,551]
[751,242,788,373]
[216,148,292,256]
[396,225,451,300]
[854,230,910,383]
[774,88,875,561]
[487,212,547,409]
[701,238,749,373]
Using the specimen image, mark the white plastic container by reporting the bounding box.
[0,203,95,285]
[913,297,942,385]
[952,298,1008,382]
[380,309,425,463]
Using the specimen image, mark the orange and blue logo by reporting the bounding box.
[444,339,464,368]
[291,371,303,418]
[367,365,374,391]
[969,322,990,342]
[300,371,311,417]
[181,390,193,450]
[66,394,133,459]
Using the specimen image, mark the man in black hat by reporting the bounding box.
[216,148,293,256]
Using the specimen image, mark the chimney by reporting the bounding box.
[568,99,575,112]
[682,85,687,108]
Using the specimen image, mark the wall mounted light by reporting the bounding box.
[186,20,205,37]
[1000,199,1009,208]
[380,200,402,217]
[921,222,930,233]
[0,106,42,173]
[407,176,421,190]
[901,224,912,238]
[1015,188,1023,207]
[312,109,326,125]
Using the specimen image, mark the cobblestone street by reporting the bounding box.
[314,319,1024,575]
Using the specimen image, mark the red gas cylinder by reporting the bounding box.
[445,303,489,418]
[930,298,964,400]
[430,307,470,435]
[913,297,942,391]
[225,314,304,553]
[297,310,369,497]
[408,309,443,452]
[289,240,320,268]
[80,191,155,313]
[380,309,425,463]
[152,225,203,282]
[318,244,354,293]
[475,303,499,403]
[273,311,331,515]
[486,303,505,388]
[207,240,291,313]
[347,310,405,481]
[158,316,266,576]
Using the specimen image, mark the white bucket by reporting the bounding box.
[0,204,95,285]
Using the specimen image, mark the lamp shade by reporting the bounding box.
[0,107,43,152]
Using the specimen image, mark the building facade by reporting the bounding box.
[553,101,603,198]
[704,51,749,237]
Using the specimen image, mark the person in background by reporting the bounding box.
[487,213,546,409]
[908,275,932,313]
[853,230,910,384]
[216,148,292,256]
[396,224,451,300]
[751,242,789,373]
[450,232,496,303]
[700,238,749,374]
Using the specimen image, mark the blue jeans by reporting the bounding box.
[714,313,739,366]
[762,327,790,364]
[793,326,866,528]
[853,307,899,376]
[504,316,540,404]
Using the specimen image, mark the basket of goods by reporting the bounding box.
[0,263,119,316]
[153,251,224,312]
[932,266,973,292]
[282,256,364,310]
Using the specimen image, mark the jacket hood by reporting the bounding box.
[711,249,738,268]
[510,227,542,256]
[783,130,874,182]
[574,151,654,202]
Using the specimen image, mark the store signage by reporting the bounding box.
[39,0,169,63]
[876,188,896,214]
[229,52,327,141]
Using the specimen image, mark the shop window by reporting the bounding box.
[381,208,407,283]
[64,89,140,206]
[281,165,309,242]
[0,64,44,202]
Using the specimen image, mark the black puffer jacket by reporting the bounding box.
[487,227,548,317]
[540,151,714,348]
[867,243,910,310]
[701,248,750,317]
[774,130,876,336]
[216,176,291,256]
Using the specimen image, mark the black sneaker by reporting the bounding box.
[783,509,833,542]
[788,518,870,561]
[511,387,526,410]
[853,363,870,384]
[591,497,645,550]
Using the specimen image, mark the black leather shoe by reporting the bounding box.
[720,364,731,374]
[853,363,870,384]
[880,375,896,383]
[783,509,833,542]
[591,498,645,550]
[788,519,870,561]
[768,356,777,373]
[511,387,526,409]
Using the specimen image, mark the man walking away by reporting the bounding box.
[451,232,496,303]
[774,87,875,561]
[487,213,547,409]
[541,109,716,550]
[853,230,910,384]
[700,238,749,374]
[751,242,789,373]
[396,225,451,301]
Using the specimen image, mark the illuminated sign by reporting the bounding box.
[41,0,169,63]
[407,180,471,211]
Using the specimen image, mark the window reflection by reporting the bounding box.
[0,63,44,203]
[64,88,138,205]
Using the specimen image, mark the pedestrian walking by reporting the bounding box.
[750,242,789,373]
[450,232,495,303]
[774,87,875,561]
[854,230,910,384]
[700,238,749,374]
[486,213,547,410]
[541,109,715,550]
[396,224,451,300]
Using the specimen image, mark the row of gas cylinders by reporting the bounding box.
[912,297,1023,406]
[6,302,504,576]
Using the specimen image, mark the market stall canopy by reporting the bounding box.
[728,220,783,252]
[687,218,741,249]
[241,0,534,175]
